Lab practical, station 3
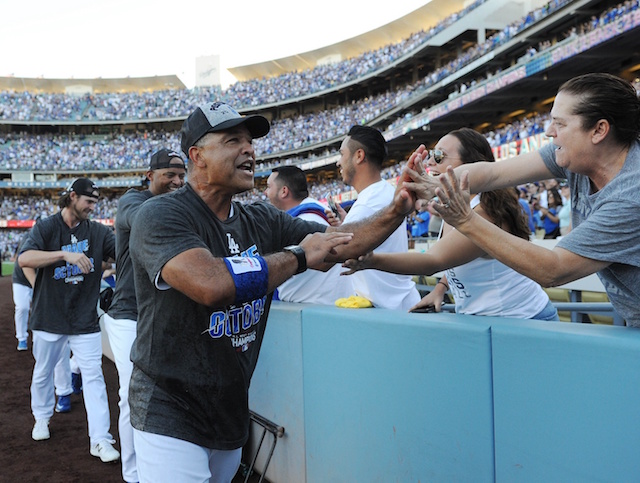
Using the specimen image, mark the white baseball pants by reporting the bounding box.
[134,429,241,483]
[31,330,113,445]
[103,313,137,483]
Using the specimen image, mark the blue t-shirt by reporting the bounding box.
[413,211,430,237]
[542,207,559,235]
[518,198,535,234]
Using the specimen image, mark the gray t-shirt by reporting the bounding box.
[107,188,153,320]
[128,184,326,450]
[539,141,640,326]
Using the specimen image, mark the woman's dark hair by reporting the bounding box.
[547,187,563,207]
[558,73,640,145]
[448,128,531,240]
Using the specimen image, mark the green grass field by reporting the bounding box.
[1,261,15,277]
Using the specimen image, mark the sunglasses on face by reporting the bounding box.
[428,149,447,164]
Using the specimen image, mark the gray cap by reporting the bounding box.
[180,102,270,155]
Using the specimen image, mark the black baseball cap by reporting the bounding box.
[180,101,270,155]
[149,148,186,170]
[69,178,99,199]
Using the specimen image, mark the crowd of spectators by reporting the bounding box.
[0,195,57,221]
[0,0,488,123]
[10,0,626,130]
[0,131,179,171]
[0,194,118,222]
[485,112,550,147]
[1,0,636,175]
[0,86,419,170]
[2,0,592,127]
[387,0,640,131]
[2,0,639,259]
[0,229,23,261]
[517,179,572,239]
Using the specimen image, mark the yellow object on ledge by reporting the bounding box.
[335,296,373,308]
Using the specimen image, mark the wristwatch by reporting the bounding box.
[283,245,307,274]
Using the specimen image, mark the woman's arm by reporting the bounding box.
[409,275,449,313]
[403,149,554,200]
[342,203,493,276]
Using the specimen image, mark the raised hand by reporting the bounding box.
[396,144,427,187]
[392,145,428,215]
[401,146,440,202]
[429,166,473,228]
[324,204,346,227]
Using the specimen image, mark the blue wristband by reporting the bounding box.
[223,256,269,305]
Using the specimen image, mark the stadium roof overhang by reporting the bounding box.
[227,0,471,81]
[0,75,186,94]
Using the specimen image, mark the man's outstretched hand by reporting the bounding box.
[299,231,354,269]
[394,144,428,215]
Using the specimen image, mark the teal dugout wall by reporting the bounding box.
[249,303,640,482]
[491,319,640,482]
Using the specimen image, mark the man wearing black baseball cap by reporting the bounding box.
[19,176,120,463]
[128,101,422,481]
[179,101,270,155]
[68,177,99,200]
[103,148,186,483]
[146,148,187,192]
[149,148,186,170]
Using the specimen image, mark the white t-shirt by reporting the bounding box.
[327,180,420,311]
[276,198,344,304]
[445,196,549,318]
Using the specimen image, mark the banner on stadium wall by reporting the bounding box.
[2,220,36,228]
[552,10,640,65]
[384,66,528,140]
[94,219,115,227]
[492,133,552,161]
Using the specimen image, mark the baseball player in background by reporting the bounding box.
[12,232,35,352]
[103,148,186,483]
[12,219,74,412]
[18,177,120,463]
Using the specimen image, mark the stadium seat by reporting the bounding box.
[543,287,571,322]
[581,291,613,325]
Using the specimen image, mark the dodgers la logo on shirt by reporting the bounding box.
[227,233,240,254]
